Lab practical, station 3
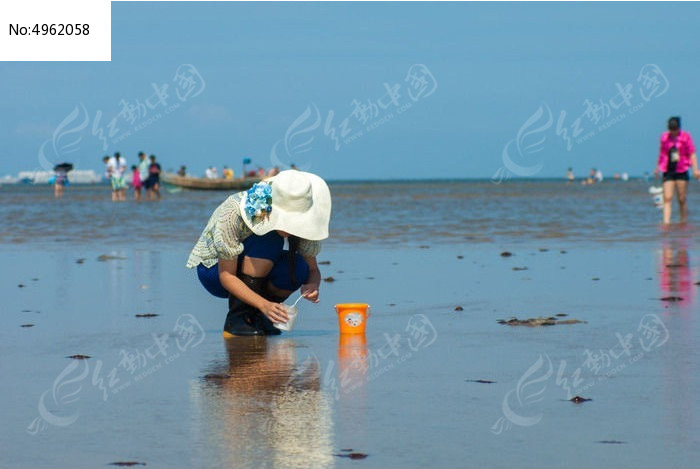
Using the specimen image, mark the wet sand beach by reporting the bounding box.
[2,181,700,468]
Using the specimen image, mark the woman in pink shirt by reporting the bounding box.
[657,116,700,224]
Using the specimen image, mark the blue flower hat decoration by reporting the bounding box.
[244,181,273,222]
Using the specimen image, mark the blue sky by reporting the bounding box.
[1,2,699,180]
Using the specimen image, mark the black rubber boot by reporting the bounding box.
[223,274,282,336]
[223,297,266,336]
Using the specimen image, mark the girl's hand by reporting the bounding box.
[259,300,289,323]
[694,170,700,179]
[301,283,320,303]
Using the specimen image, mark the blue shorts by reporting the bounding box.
[196,231,310,298]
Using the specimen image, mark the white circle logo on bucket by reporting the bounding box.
[344,312,363,327]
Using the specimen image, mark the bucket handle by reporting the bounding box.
[335,304,371,317]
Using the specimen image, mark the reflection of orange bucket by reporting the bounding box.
[338,334,368,392]
[335,303,370,334]
[338,334,367,361]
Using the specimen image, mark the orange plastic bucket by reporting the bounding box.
[335,303,370,334]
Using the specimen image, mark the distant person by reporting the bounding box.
[177,165,187,177]
[621,172,629,181]
[267,166,280,177]
[566,167,574,182]
[206,166,219,179]
[144,154,162,200]
[223,166,234,179]
[587,168,596,184]
[102,156,112,195]
[102,155,111,180]
[290,163,298,170]
[595,169,603,182]
[137,152,149,183]
[131,165,143,201]
[107,152,127,201]
[656,116,700,224]
[52,167,69,198]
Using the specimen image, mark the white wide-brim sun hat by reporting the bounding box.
[239,170,332,241]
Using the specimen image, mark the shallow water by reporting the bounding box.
[2,179,699,248]
[2,180,700,468]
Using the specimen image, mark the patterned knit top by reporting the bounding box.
[186,192,321,269]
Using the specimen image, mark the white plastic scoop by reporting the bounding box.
[290,292,305,308]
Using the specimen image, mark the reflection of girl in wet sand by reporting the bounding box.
[186,171,331,336]
[656,117,700,224]
[195,337,333,468]
[657,238,697,440]
[659,239,697,315]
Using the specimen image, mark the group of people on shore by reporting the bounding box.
[203,165,282,180]
[567,167,628,185]
[103,152,162,201]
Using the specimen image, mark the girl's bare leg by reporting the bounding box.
[662,180,675,224]
[676,180,689,223]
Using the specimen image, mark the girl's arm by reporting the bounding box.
[218,258,289,323]
[301,256,321,303]
[655,137,665,177]
[684,132,698,178]
[691,153,700,179]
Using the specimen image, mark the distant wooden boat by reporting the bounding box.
[161,173,260,191]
